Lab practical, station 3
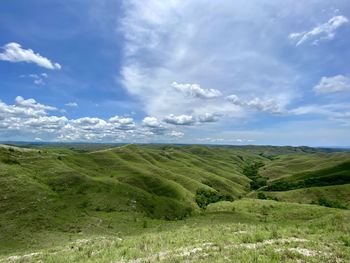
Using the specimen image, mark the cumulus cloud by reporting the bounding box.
[171,82,222,99]
[197,112,221,123]
[0,42,61,69]
[313,75,350,94]
[227,95,285,114]
[15,96,57,112]
[108,115,135,130]
[0,96,188,142]
[289,16,348,46]
[163,114,196,125]
[142,116,161,128]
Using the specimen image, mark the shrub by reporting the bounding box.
[243,162,264,179]
[143,220,148,228]
[340,235,350,247]
[1,158,20,165]
[8,147,15,152]
[257,192,267,199]
[314,197,347,209]
[195,189,233,209]
[250,177,267,190]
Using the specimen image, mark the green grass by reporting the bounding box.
[0,199,349,262]
[1,143,350,262]
[265,161,350,191]
[249,184,350,209]
[254,151,350,208]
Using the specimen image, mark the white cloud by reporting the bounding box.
[227,95,285,114]
[15,96,57,111]
[289,105,331,116]
[197,112,221,123]
[313,75,350,94]
[163,114,196,125]
[120,0,298,122]
[0,42,61,70]
[196,137,254,144]
[142,116,161,128]
[109,115,135,130]
[20,73,48,85]
[332,112,350,126]
[0,96,190,142]
[34,79,44,85]
[289,16,348,46]
[171,82,222,99]
[65,102,78,107]
[168,131,184,138]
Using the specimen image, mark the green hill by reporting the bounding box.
[0,144,256,253]
[1,143,350,261]
[250,151,350,208]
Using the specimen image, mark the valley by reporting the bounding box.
[0,143,349,262]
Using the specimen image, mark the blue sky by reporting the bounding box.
[0,0,349,146]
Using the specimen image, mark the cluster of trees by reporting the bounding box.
[195,189,233,209]
[243,162,267,190]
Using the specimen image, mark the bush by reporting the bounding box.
[257,192,267,199]
[313,197,347,209]
[257,192,279,201]
[243,162,264,179]
[340,235,350,247]
[143,220,148,228]
[1,158,20,165]
[250,177,267,190]
[195,189,233,209]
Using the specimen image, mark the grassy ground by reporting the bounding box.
[1,144,350,262]
[0,199,349,262]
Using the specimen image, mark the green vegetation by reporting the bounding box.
[243,161,267,190]
[0,143,350,262]
[1,199,349,262]
[195,188,233,209]
[312,197,347,209]
[265,161,350,191]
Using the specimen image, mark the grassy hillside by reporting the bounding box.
[251,151,350,208]
[0,143,259,254]
[1,143,350,261]
[1,199,349,262]
[250,184,350,208]
[260,152,350,181]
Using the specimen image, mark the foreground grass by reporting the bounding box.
[1,199,349,263]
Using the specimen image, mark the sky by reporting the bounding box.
[0,0,350,146]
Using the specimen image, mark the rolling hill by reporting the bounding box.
[0,143,350,261]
